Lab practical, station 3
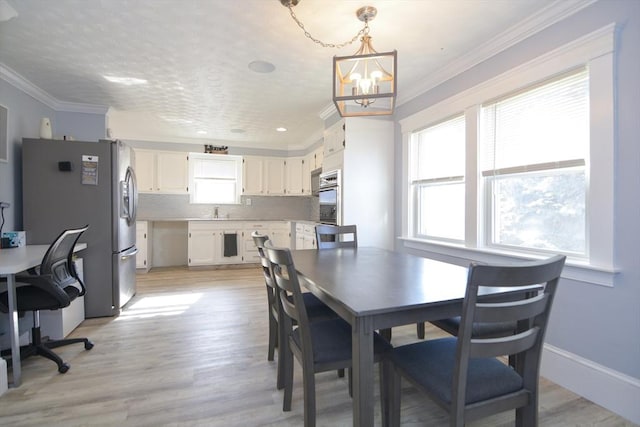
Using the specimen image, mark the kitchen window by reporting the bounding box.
[400,24,616,285]
[189,153,243,204]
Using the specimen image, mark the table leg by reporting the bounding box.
[352,316,374,426]
[6,274,21,387]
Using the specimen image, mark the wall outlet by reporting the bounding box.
[0,202,9,208]
[246,198,252,206]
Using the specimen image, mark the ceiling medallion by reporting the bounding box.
[281,1,397,117]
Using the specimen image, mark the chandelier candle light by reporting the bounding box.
[281,1,397,117]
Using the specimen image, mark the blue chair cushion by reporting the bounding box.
[292,318,392,364]
[391,337,523,404]
[302,292,337,322]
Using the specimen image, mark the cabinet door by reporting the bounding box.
[243,156,264,195]
[136,221,148,269]
[135,150,156,193]
[188,229,217,266]
[157,152,188,193]
[271,229,291,248]
[286,157,305,195]
[302,156,312,195]
[264,158,286,195]
[313,146,324,170]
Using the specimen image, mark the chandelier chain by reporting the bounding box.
[286,4,369,49]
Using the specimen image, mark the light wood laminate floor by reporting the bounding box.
[0,266,635,426]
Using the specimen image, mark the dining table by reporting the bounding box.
[290,246,530,427]
[0,243,86,387]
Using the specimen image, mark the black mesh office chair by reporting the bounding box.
[0,225,94,373]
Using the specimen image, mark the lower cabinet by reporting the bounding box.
[188,222,243,266]
[136,221,152,271]
[295,223,318,249]
[188,221,291,267]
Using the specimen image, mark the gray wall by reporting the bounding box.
[393,0,640,384]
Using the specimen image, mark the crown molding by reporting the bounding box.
[0,63,108,115]
[396,0,599,106]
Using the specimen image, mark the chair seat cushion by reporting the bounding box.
[392,337,523,405]
[302,292,337,322]
[432,316,516,338]
[0,285,79,313]
[292,318,392,364]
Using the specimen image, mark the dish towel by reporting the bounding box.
[223,233,238,257]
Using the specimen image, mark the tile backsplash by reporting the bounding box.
[137,194,319,222]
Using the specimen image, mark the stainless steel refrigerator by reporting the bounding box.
[22,138,138,318]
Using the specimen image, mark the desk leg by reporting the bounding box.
[352,316,374,426]
[6,274,21,387]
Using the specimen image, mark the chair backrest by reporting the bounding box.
[452,254,566,420]
[39,225,89,295]
[252,231,278,296]
[263,241,313,355]
[315,224,358,249]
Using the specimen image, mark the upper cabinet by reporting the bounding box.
[285,157,306,196]
[135,149,189,194]
[323,119,345,158]
[264,157,286,195]
[242,156,264,195]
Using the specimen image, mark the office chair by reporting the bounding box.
[383,255,566,427]
[0,225,94,373]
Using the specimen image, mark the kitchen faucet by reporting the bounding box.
[214,207,219,219]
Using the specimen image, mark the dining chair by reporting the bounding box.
[314,224,357,249]
[382,254,566,427]
[264,241,392,427]
[0,225,94,374]
[252,231,338,390]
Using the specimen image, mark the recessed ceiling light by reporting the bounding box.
[248,60,276,74]
[103,75,147,85]
[276,127,287,132]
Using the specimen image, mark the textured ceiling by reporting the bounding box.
[0,0,585,150]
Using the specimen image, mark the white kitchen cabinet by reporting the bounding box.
[135,149,188,194]
[136,221,152,271]
[323,119,345,157]
[295,223,317,249]
[269,221,292,248]
[242,222,270,263]
[285,157,306,196]
[188,221,243,266]
[242,156,265,195]
[264,157,286,195]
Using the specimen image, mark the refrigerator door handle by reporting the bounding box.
[120,247,139,260]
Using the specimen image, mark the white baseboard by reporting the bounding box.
[541,344,640,424]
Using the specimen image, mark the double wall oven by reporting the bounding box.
[318,169,341,225]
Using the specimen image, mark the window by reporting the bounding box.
[189,153,243,204]
[410,115,465,241]
[400,24,615,284]
[480,69,589,256]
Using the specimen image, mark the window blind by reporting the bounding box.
[481,68,589,175]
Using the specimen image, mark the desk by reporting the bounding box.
[291,247,522,427]
[0,243,86,387]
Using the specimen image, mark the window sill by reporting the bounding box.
[399,237,619,288]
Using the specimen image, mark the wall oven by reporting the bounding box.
[318,169,341,225]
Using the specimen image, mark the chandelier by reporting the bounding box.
[280,1,397,117]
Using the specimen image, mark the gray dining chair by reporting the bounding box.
[252,231,338,390]
[382,255,566,427]
[314,224,358,249]
[264,241,392,427]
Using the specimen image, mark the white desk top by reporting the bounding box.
[0,243,88,275]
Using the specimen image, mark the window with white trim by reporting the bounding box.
[480,68,589,256]
[401,24,616,282]
[189,153,243,204]
[410,115,465,242]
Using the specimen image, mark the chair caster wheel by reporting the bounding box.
[59,363,70,374]
[85,341,94,350]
